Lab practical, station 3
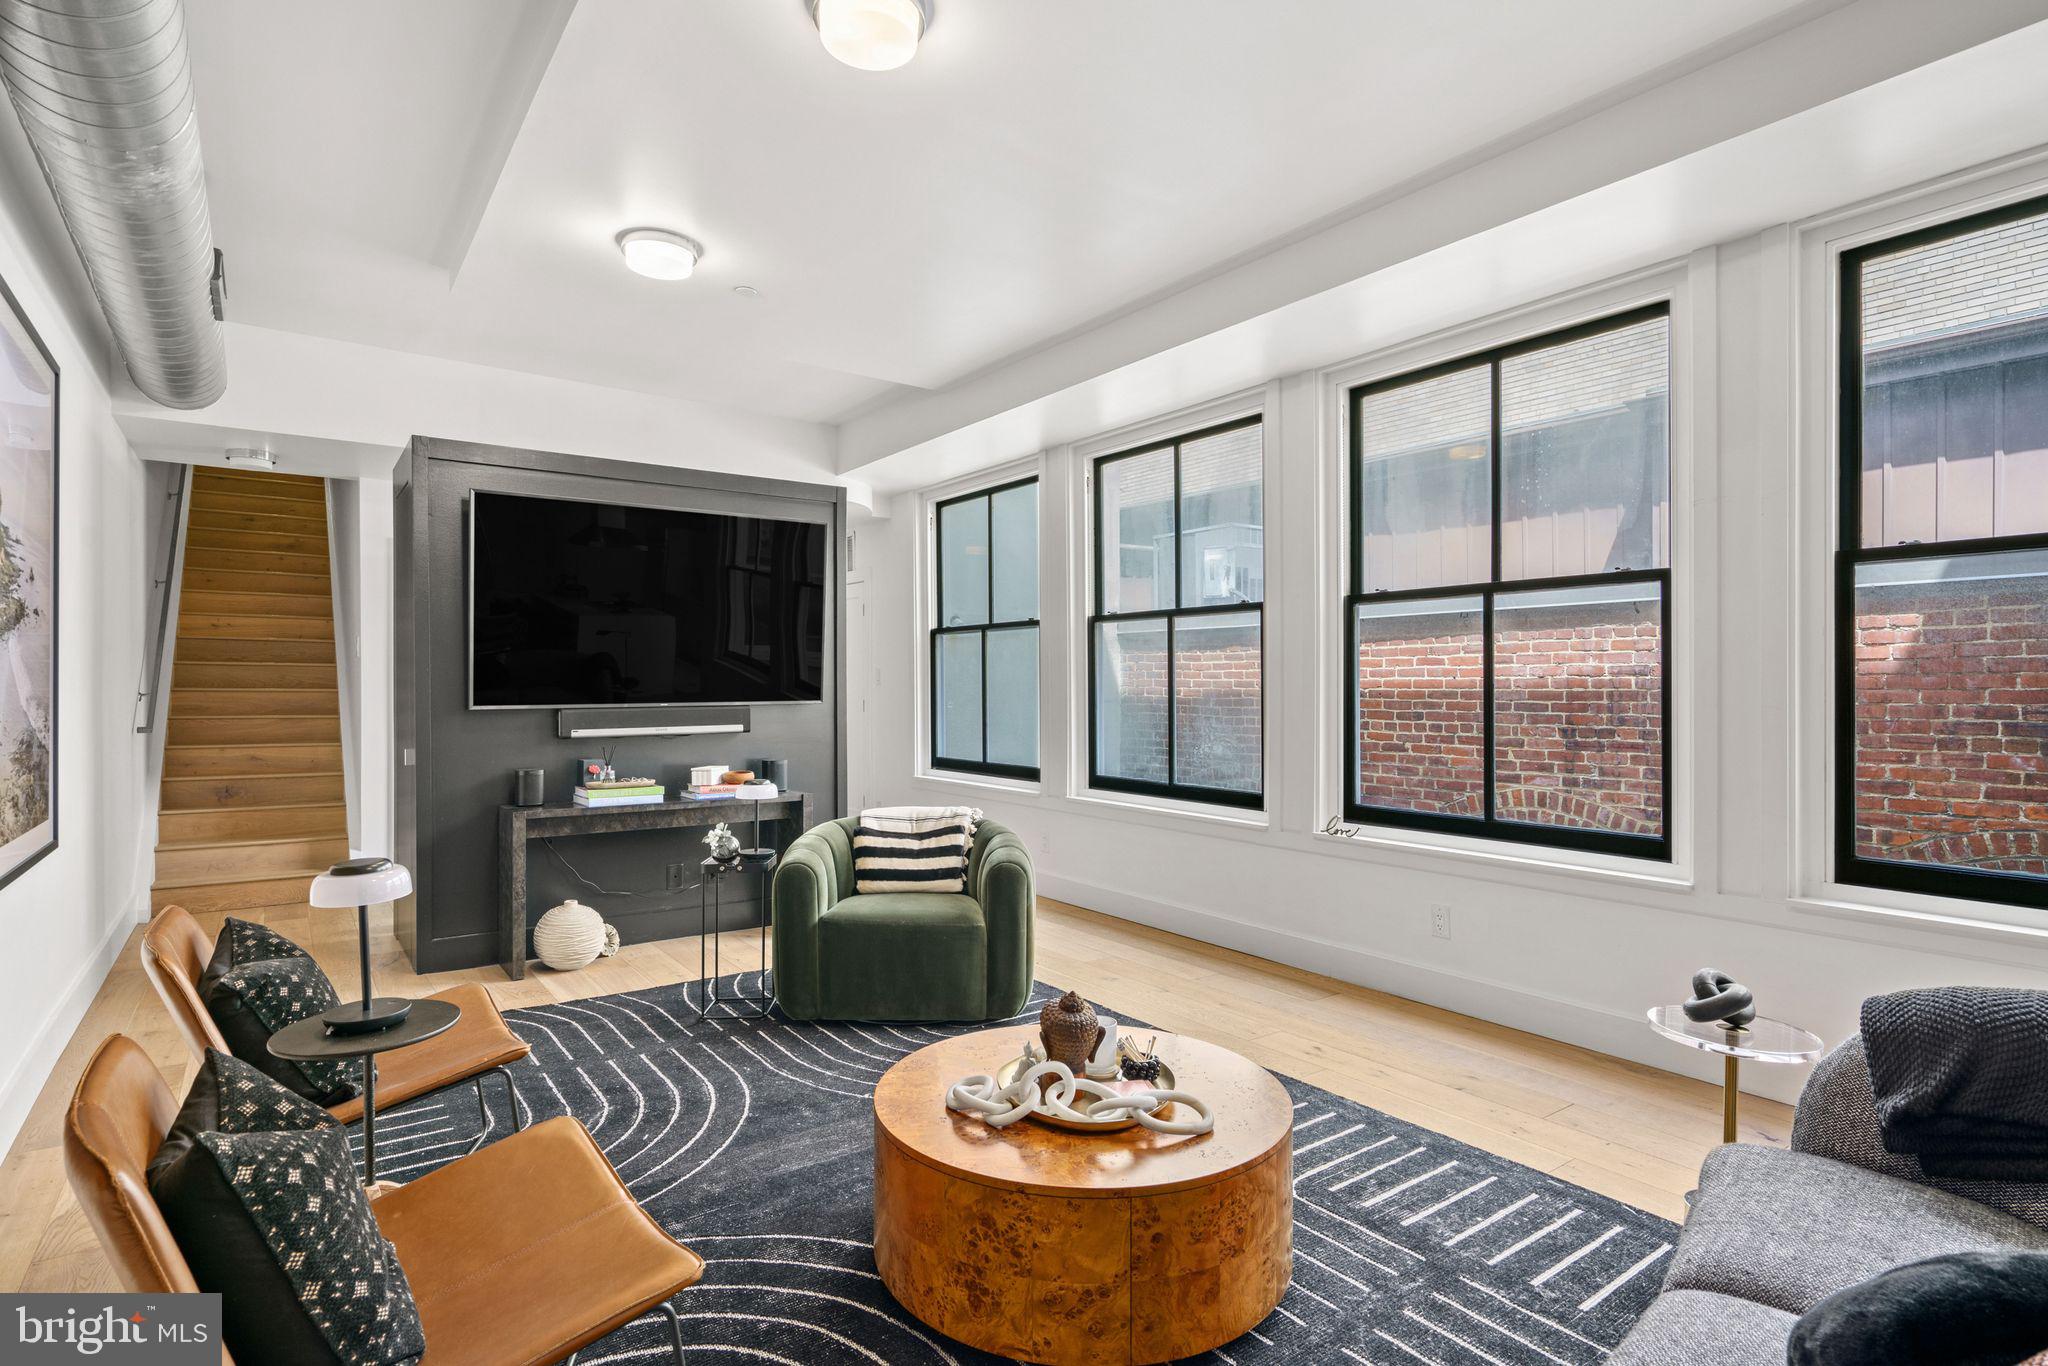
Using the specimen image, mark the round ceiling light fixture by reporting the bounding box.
[809,0,931,72]
[616,227,704,281]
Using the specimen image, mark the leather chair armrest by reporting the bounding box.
[974,830,1034,1019]
[771,836,835,1020]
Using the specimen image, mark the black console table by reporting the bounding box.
[497,792,812,979]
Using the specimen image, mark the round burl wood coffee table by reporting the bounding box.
[873,1026,1292,1365]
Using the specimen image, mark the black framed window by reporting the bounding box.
[1345,305,1672,858]
[1089,416,1264,809]
[1837,196,2048,910]
[931,478,1039,779]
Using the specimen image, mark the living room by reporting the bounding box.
[2,1,2048,1363]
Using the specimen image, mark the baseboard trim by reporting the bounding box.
[0,912,137,1161]
[1036,870,1808,1105]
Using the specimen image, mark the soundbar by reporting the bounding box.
[555,705,750,740]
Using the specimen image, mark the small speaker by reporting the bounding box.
[758,758,790,789]
[514,767,545,807]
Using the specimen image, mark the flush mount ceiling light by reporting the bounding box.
[808,0,931,71]
[616,228,704,281]
[223,446,275,469]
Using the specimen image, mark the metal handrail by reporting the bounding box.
[134,464,189,733]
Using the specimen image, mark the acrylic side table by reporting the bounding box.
[1647,1007,1822,1143]
[692,853,778,1021]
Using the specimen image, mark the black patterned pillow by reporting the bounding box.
[151,1062,425,1366]
[201,918,359,1105]
[225,916,316,966]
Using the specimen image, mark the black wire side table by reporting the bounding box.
[692,853,777,1021]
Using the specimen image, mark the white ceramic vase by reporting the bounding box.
[532,898,620,971]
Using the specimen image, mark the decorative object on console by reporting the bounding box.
[689,763,727,787]
[532,898,620,971]
[758,757,791,789]
[514,766,545,806]
[1683,968,1758,1028]
[721,769,755,785]
[307,856,416,1035]
[704,822,741,863]
[0,275,57,893]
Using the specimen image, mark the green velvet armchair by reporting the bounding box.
[771,816,1034,1021]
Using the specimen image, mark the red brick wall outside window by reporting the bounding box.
[1839,197,2048,906]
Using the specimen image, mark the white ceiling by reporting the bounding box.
[184,0,1849,427]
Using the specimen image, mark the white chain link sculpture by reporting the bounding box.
[945,1043,1215,1136]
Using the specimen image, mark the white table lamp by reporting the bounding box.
[308,856,415,1034]
[734,779,778,865]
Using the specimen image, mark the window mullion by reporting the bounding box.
[1484,356,1503,830]
[1166,613,1178,789]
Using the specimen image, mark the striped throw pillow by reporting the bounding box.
[853,815,972,894]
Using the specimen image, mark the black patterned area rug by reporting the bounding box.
[358,976,1679,1364]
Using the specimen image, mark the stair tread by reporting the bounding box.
[163,742,339,750]
[164,801,346,813]
[163,770,343,779]
[156,833,348,851]
[168,686,338,693]
[152,867,330,890]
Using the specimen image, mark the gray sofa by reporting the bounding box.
[1609,1035,2048,1363]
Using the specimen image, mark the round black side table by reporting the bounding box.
[269,998,460,1185]
[694,853,776,1021]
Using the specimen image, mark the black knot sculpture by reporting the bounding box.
[1682,969,1756,1029]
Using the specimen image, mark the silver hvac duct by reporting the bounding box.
[0,0,224,408]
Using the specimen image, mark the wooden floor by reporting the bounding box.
[0,896,1792,1293]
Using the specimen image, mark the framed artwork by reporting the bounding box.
[0,275,57,889]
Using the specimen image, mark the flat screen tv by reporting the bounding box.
[469,490,826,708]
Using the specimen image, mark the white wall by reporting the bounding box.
[853,168,2048,1107]
[328,478,363,850]
[0,166,156,1155]
[322,475,394,859]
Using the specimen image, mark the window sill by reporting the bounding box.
[1067,787,1271,831]
[913,769,1042,798]
[1310,823,1694,895]
[1788,888,2048,948]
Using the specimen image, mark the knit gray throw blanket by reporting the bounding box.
[1862,987,2048,1181]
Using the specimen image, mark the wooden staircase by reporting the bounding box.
[151,467,350,914]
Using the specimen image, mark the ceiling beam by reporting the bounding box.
[434,0,579,284]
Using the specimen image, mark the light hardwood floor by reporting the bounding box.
[0,896,1793,1292]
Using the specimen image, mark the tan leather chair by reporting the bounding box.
[142,904,530,1140]
[68,1035,703,1366]
[63,1035,235,1365]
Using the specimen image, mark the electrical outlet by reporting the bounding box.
[1429,904,1452,940]
[1037,830,1052,859]
[665,862,685,891]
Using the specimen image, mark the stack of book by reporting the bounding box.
[676,783,740,801]
[573,778,666,808]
